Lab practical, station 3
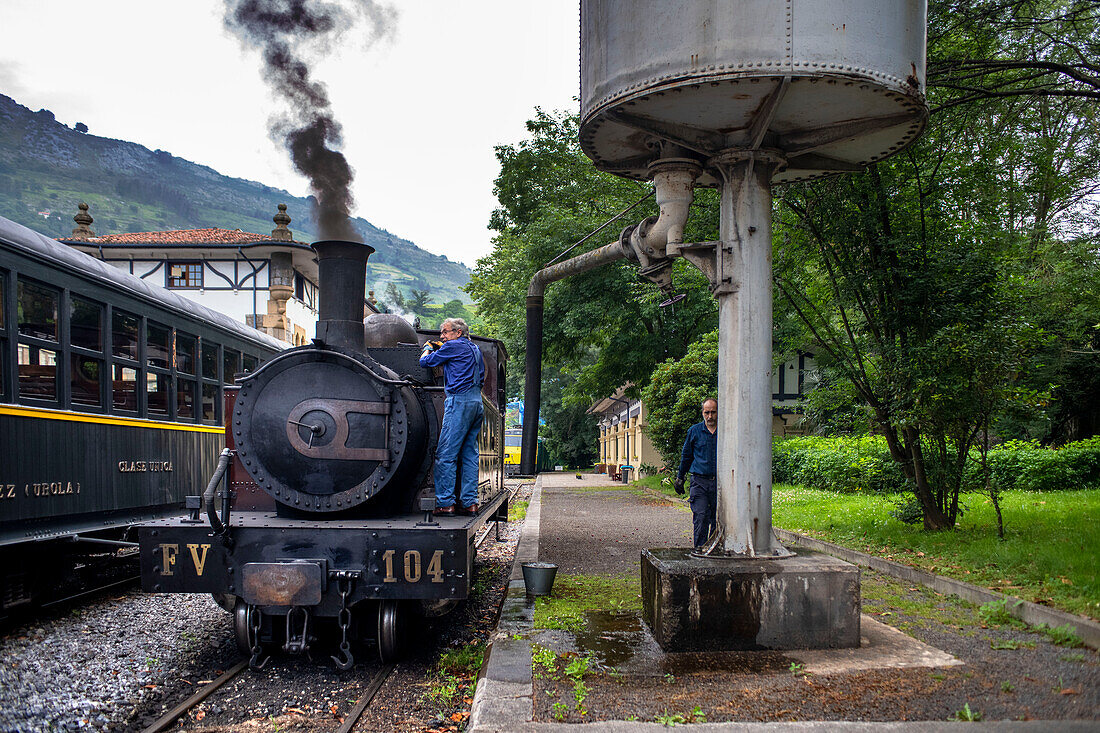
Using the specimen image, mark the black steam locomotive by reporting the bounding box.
[138,241,508,667]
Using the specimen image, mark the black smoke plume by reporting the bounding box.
[225,0,396,241]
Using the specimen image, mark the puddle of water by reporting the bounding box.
[572,610,646,668]
[569,609,797,676]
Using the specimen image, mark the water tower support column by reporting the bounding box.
[705,151,792,558]
[643,151,861,651]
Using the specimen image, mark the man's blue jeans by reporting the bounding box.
[435,389,484,508]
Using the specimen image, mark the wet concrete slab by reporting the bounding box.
[529,608,959,678]
[528,472,958,674]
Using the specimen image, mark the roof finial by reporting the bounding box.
[72,202,95,238]
[271,203,292,241]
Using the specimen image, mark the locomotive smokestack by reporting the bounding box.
[313,240,374,352]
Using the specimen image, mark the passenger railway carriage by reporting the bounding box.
[0,215,284,613]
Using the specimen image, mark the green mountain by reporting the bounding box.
[0,93,471,304]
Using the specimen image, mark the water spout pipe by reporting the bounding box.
[520,161,699,475]
[520,237,630,475]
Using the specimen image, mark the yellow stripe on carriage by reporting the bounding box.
[0,405,224,433]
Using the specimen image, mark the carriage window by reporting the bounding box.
[70,296,103,352]
[113,310,139,361]
[71,355,102,407]
[202,383,219,423]
[112,365,138,411]
[147,371,170,415]
[223,348,240,381]
[177,378,196,418]
[167,261,203,289]
[202,343,218,380]
[18,343,57,400]
[177,333,196,375]
[17,280,58,341]
[147,322,171,368]
[243,353,258,373]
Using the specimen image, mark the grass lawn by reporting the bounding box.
[772,485,1100,619]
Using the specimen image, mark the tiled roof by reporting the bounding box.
[64,228,308,246]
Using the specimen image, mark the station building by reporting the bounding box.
[58,204,377,346]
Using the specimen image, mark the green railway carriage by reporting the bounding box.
[0,214,283,612]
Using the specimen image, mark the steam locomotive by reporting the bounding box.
[137,241,508,667]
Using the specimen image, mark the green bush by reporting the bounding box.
[980,437,1100,492]
[641,330,719,469]
[771,435,1100,494]
[772,435,909,494]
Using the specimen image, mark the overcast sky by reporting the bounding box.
[0,0,579,268]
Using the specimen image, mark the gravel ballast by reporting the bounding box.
[0,593,237,731]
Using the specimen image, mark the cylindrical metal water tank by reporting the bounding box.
[580,0,928,185]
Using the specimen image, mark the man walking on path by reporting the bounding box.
[676,397,718,548]
[420,317,485,516]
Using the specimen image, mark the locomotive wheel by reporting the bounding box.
[377,600,405,663]
[234,602,252,655]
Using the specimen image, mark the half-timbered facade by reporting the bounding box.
[59,204,326,345]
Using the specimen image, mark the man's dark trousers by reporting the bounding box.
[689,474,717,547]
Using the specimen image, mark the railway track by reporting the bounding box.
[136,487,520,732]
[139,661,395,733]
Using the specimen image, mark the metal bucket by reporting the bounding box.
[522,562,558,596]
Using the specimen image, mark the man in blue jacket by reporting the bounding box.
[419,318,485,516]
[675,397,718,548]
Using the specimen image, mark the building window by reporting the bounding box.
[167,262,203,288]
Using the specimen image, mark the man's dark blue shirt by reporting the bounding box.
[419,336,485,395]
[678,421,717,479]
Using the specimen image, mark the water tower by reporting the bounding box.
[569,0,927,650]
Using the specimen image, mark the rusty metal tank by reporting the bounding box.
[580,0,928,185]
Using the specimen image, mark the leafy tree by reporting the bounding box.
[383,281,406,311]
[770,0,1100,529]
[540,364,599,468]
[467,109,719,409]
[409,288,432,311]
[641,331,719,469]
[927,0,1100,113]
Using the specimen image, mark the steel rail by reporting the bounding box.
[336,664,395,733]
[139,659,249,733]
[473,482,522,549]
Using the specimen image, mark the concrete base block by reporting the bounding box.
[641,548,861,652]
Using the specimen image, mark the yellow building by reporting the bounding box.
[588,388,662,478]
